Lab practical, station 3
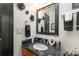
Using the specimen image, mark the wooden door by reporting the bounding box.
[0,3,13,56]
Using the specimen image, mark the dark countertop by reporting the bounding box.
[22,39,60,56]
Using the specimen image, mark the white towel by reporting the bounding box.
[38,10,45,19]
[65,12,72,22]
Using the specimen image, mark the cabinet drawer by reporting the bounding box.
[22,48,36,56]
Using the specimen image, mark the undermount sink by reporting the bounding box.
[33,43,48,51]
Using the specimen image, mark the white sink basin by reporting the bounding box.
[33,43,48,51]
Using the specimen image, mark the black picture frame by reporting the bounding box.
[36,3,59,36]
[51,23,55,30]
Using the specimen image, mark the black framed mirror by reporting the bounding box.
[36,3,59,36]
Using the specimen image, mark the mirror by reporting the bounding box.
[36,3,59,36]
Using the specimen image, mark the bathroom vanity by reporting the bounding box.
[22,3,60,56]
[22,38,61,56]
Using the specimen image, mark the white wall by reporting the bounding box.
[59,3,79,53]
[14,3,79,56]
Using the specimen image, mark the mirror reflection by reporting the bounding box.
[36,3,59,35]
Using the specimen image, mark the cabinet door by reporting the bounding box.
[22,48,36,56]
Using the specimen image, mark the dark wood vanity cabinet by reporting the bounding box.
[22,48,36,56]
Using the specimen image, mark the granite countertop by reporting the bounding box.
[22,39,60,56]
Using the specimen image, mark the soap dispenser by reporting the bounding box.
[55,37,61,48]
